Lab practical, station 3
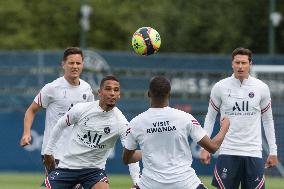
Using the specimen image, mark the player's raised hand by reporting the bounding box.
[20,134,31,147]
[200,149,211,164]
[265,155,278,168]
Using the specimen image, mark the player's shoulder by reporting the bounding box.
[130,111,146,123]
[167,106,189,116]
[44,76,65,88]
[113,107,128,121]
[169,107,195,121]
[79,78,92,88]
[131,107,189,123]
[215,76,232,86]
[249,75,268,87]
[113,106,124,116]
[210,76,235,94]
[40,77,63,92]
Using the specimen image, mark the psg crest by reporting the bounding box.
[104,127,110,134]
[248,92,254,98]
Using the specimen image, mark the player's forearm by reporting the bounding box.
[23,108,37,135]
[262,109,277,155]
[128,162,141,185]
[201,118,229,153]
[203,105,218,137]
[209,128,227,153]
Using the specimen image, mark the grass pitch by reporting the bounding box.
[0,173,283,189]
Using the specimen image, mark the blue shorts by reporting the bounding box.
[212,155,265,189]
[196,183,208,189]
[41,168,108,189]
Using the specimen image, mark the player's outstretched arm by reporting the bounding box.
[44,115,69,156]
[128,162,141,189]
[20,102,41,147]
[198,117,229,154]
[122,148,141,189]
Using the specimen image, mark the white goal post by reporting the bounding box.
[251,65,284,177]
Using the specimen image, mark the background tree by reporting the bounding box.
[0,0,283,54]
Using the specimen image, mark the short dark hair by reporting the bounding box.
[232,47,252,62]
[149,76,171,99]
[100,75,120,88]
[63,47,83,61]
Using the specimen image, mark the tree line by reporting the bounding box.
[0,0,283,54]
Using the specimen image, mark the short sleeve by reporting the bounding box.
[124,127,138,150]
[34,84,53,108]
[115,109,130,147]
[188,116,207,143]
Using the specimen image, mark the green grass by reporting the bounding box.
[0,173,283,189]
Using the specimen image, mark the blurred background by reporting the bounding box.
[0,0,284,181]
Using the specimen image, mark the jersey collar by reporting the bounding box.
[231,74,253,86]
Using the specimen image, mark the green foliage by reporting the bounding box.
[0,0,283,53]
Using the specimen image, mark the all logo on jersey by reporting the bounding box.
[78,131,105,149]
[248,92,254,98]
[227,100,256,116]
[104,127,110,134]
[233,101,248,111]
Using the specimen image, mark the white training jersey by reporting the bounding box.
[125,107,206,188]
[45,101,129,169]
[204,74,277,157]
[34,76,94,159]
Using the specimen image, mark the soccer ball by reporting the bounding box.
[131,27,161,56]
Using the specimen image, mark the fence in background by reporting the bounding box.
[0,50,283,176]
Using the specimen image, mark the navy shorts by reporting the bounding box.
[196,183,208,189]
[41,168,108,189]
[212,155,265,189]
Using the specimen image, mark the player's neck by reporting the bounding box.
[64,76,80,86]
[236,76,248,83]
[150,100,169,108]
[234,73,249,83]
[99,102,115,112]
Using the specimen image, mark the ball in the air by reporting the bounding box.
[131,27,161,56]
